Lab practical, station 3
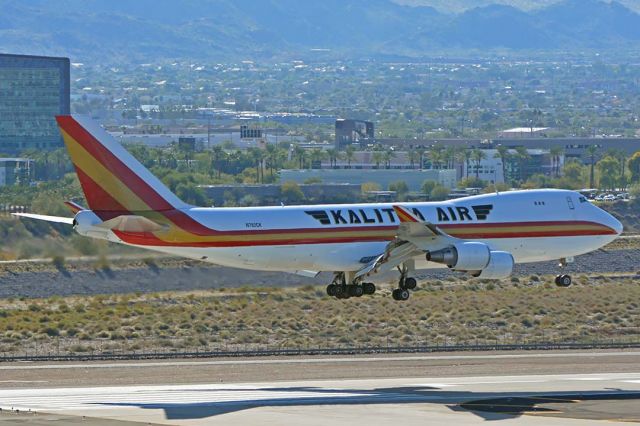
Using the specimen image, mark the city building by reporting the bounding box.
[335,119,374,149]
[280,169,457,192]
[376,136,640,165]
[0,158,34,186]
[0,54,70,154]
[498,127,549,138]
[459,148,563,184]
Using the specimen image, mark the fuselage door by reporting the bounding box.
[566,196,575,210]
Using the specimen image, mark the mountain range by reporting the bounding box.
[394,0,640,13]
[1,0,639,62]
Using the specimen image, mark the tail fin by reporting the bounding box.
[56,115,189,216]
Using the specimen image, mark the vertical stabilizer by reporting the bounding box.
[56,115,189,216]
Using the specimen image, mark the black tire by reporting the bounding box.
[334,284,346,297]
[392,288,402,301]
[554,275,562,286]
[560,274,572,287]
[399,289,410,301]
[348,285,364,297]
[404,277,417,290]
[363,282,376,295]
[326,284,337,297]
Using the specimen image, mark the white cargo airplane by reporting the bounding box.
[15,115,623,301]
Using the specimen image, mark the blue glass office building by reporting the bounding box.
[0,54,70,154]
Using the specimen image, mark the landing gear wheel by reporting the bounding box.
[403,277,417,290]
[363,282,376,295]
[334,284,348,298]
[326,284,337,297]
[555,274,572,287]
[392,288,410,301]
[348,284,364,298]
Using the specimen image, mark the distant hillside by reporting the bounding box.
[0,0,639,62]
[394,0,640,13]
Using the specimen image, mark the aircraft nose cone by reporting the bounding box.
[611,216,623,236]
[603,211,623,236]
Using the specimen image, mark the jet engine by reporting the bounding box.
[474,251,514,279]
[426,242,490,271]
[426,243,514,279]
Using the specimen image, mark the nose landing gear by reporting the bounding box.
[555,274,572,287]
[555,258,573,288]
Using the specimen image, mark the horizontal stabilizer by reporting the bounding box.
[64,200,86,214]
[12,213,74,225]
[95,215,166,233]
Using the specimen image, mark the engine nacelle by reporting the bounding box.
[475,251,514,280]
[427,242,490,271]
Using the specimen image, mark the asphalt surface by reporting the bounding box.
[1,350,640,425]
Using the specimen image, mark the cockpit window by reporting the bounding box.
[579,196,587,203]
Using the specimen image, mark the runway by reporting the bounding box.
[1,351,640,425]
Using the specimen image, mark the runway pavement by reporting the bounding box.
[1,351,640,425]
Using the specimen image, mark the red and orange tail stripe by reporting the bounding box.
[393,205,421,223]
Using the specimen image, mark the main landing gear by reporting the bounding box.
[554,258,572,288]
[326,273,375,299]
[392,264,417,301]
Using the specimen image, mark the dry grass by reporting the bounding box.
[1,274,639,356]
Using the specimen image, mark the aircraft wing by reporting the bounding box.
[11,213,74,225]
[355,205,456,279]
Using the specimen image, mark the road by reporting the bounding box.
[1,350,640,425]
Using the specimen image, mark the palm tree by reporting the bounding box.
[514,146,531,184]
[248,147,265,183]
[372,151,384,169]
[494,145,509,184]
[443,146,456,169]
[429,145,444,169]
[454,148,468,180]
[264,144,279,177]
[210,145,226,178]
[383,149,395,169]
[615,149,627,189]
[293,145,306,169]
[407,148,418,169]
[470,148,486,180]
[309,148,326,169]
[416,147,426,170]
[326,148,338,168]
[345,145,355,168]
[549,146,564,178]
[586,145,598,189]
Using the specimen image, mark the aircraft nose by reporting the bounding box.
[605,211,623,236]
